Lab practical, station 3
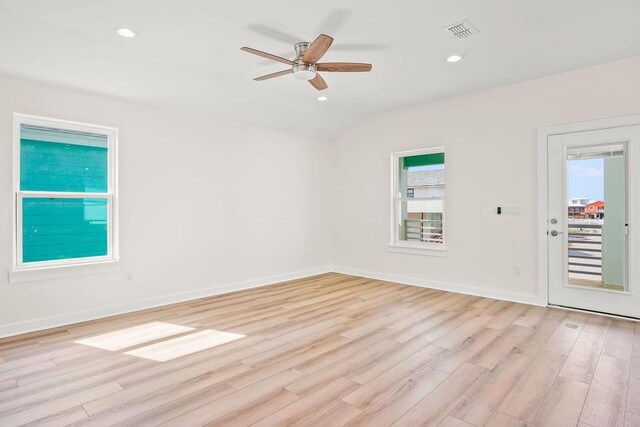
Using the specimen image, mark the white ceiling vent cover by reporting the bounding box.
[444,20,479,39]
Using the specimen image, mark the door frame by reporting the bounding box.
[537,113,640,307]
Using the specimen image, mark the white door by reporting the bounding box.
[548,125,640,318]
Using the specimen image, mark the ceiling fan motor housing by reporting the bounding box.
[292,42,317,80]
[294,42,310,58]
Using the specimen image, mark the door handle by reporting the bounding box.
[550,230,563,237]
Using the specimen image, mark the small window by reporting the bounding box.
[391,148,445,251]
[14,115,118,269]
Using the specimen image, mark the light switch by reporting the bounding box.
[501,206,521,215]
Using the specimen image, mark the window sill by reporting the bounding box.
[8,260,122,283]
[388,244,448,257]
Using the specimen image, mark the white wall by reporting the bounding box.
[0,74,332,336]
[3,55,640,337]
[331,56,640,303]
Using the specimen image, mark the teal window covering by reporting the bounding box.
[20,125,108,192]
[402,152,445,169]
[22,198,108,263]
[19,124,110,263]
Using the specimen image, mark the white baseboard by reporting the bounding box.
[0,266,332,339]
[0,265,547,339]
[333,266,545,307]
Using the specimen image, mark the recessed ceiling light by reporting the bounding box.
[446,54,463,63]
[317,96,328,102]
[115,27,136,38]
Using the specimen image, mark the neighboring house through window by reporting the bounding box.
[14,114,118,270]
[391,148,445,254]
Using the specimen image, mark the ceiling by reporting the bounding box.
[1,0,639,140]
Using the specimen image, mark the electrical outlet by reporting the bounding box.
[513,265,522,276]
[303,249,310,259]
[125,271,134,283]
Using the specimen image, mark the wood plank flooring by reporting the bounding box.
[0,272,638,426]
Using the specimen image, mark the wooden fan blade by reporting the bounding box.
[241,47,293,66]
[308,73,328,91]
[303,34,334,63]
[254,69,292,81]
[316,62,372,72]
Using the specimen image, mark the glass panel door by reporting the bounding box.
[547,125,640,318]
[566,143,627,292]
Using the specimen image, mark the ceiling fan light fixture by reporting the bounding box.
[292,63,317,80]
[293,69,317,80]
[446,54,463,63]
[317,96,328,102]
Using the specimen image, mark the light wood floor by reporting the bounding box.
[0,273,638,426]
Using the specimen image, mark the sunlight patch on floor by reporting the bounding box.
[124,329,246,362]
[75,321,194,351]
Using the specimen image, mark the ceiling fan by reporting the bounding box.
[241,34,372,91]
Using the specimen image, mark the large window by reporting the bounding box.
[14,115,118,269]
[391,148,445,253]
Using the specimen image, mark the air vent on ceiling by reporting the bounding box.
[444,19,479,39]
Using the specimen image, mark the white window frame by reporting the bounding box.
[12,114,119,275]
[389,147,447,257]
